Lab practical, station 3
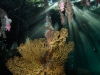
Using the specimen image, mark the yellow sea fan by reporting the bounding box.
[6,28,74,75]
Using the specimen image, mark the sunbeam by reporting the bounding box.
[29,20,45,39]
[71,4,100,74]
[1,0,100,75]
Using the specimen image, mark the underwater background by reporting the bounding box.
[0,0,100,75]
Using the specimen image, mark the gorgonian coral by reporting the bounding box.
[6,28,74,75]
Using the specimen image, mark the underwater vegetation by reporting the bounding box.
[6,28,74,75]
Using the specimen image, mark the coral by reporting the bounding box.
[58,0,73,24]
[58,0,65,12]
[81,0,90,6]
[59,11,66,25]
[6,28,74,75]
[58,0,66,25]
[64,0,73,23]
[86,0,90,6]
[45,12,54,46]
[0,8,11,38]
